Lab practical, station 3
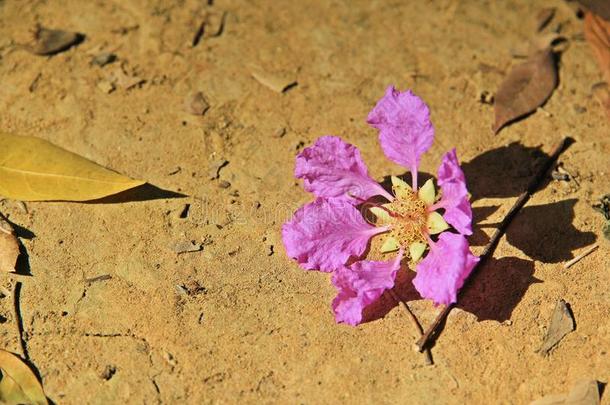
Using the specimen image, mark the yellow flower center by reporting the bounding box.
[369,176,449,264]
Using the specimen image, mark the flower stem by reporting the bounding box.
[415,137,572,353]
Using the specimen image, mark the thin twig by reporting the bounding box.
[563,243,599,269]
[415,137,571,352]
[389,289,433,365]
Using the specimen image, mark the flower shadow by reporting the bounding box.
[505,199,596,263]
[458,257,540,322]
[361,265,419,323]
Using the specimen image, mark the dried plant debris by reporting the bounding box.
[184,92,210,115]
[208,159,228,180]
[173,240,203,254]
[592,194,610,240]
[0,213,20,273]
[192,11,227,46]
[0,349,48,405]
[530,379,601,405]
[493,48,558,133]
[578,0,610,21]
[536,8,556,32]
[25,25,84,56]
[250,66,298,93]
[539,299,575,355]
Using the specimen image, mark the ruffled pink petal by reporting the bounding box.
[435,149,473,235]
[331,252,403,326]
[282,198,388,272]
[367,86,435,190]
[413,232,479,306]
[295,136,393,202]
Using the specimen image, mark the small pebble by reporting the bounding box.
[91,52,117,67]
[218,180,231,189]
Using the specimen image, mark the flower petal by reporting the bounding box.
[367,86,435,189]
[436,149,473,235]
[413,232,479,306]
[282,198,387,272]
[332,252,403,326]
[295,136,393,202]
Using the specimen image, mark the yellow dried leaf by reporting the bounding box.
[0,350,47,405]
[0,132,144,201]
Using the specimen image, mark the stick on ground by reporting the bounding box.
[389,289,433,365]
[415,137,571,352]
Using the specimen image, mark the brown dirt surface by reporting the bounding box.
[0,0,609,404]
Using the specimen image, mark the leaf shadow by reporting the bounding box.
[461,142,551,200]
[505,199,596,263]
[458,257,540,322]
[84,183,186,204]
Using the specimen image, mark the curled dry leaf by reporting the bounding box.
[0,350,48,405]
[493,48,558,133]
[0,214,19,273]
[25,25,84,56]
[0,132,145,201]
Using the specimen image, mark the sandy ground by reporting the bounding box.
[0,0,609,403]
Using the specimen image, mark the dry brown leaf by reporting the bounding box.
[539,299,575,355]
[25,25,84,56]
[0,132,144,201]
[0,350,48,405]
[493,49,558,133]
[0,214,19,273]
[584,12,610,83]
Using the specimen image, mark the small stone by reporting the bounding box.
[100,365,116,380]
[172,240,203,254]
[91,52,117,67]
[97,80,115,94]
[218,180,231,189]
[185,91,210,115]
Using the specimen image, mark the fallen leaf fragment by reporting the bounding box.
[184,92,210,115]
[493,48,558,133]
[250,66,297,93]
[584,12,610,85]
[0,214,19,273]
[530,379,600,405]
[0,132,145,201]
[25,25,84,56]
[0,349,48,405]
[539,299,575,355]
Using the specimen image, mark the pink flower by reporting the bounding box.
[282,85,479,325]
